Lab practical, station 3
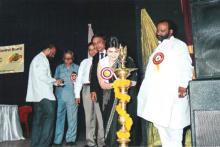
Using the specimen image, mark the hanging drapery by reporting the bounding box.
[181,0,195,79]
[140,9,158,71]
[181,0,193,54]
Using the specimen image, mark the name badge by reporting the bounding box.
[153,52,164,65]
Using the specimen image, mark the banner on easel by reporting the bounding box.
[0,44,24,74]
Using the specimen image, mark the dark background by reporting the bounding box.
[139,0,185,40]
[0,0,185,104]
[0,0,88,104]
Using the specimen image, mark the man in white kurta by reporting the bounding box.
[137,20,193,147]
[26,44,62,147]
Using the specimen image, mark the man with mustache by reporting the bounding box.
[26,44,63,147]
[137,20,193,147]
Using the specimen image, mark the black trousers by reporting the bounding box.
[31,99,56,147]
[141,119,149,146]
[105,112,118,147]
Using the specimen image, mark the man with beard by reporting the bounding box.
[26,44,63,147]
[137,20,193,147]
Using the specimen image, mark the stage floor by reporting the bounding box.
[0,139,86,147]
[0,139,148,147]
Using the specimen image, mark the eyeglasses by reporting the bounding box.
[64,58,73,60]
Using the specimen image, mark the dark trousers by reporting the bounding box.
[105,112,118,147]
[141,119,149,146]
[31,99,56,147]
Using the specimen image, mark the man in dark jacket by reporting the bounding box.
[89,34,106,147]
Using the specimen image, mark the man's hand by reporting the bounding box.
[130,81,137,87]
[71,74,77,81]
[90,92,97,102]
[54,79,63,86]
[75,98,80,105]
[178,87,187,98]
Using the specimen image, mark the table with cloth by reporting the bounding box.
[0,105,24,142]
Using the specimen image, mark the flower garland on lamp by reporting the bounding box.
[101,45,137,147]
[113,78,133,147]
[113,45,137,147]
[113,80,133,141]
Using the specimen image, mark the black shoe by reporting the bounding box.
[84,145,97,147]
[66,142,76,146]
[53,143,62,146]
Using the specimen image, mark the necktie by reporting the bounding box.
[100,53,104,59]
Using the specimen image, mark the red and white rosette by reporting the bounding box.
[153,52,164,65]
[100,67,114,80]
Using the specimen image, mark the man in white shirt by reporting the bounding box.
[26,44,62,147]
[75,43,98,147]
[137,20,193,147]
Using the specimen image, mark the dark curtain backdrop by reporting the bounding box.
[0,0,185,105]
[88,1,137,60]
[0,1,138,141]
[138,0,185,41]
[0,0,88,104]
[0,0,138,105]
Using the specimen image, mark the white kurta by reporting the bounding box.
[26,52,56,102]
[137,36,193,129]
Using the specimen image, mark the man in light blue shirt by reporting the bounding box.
[53,50,79,146]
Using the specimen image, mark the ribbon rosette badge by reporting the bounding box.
[101,67,114,80]
[153,52,164,65]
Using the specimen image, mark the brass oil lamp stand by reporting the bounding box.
[114,45,137,147]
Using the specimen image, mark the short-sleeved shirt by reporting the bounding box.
[54,63,79,102]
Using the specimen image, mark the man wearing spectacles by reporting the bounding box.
[53,50,79,146]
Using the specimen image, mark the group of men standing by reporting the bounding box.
[26,19,193,147]
[26,34,109,147]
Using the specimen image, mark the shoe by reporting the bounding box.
[84,145,97,147]
[53,143,62,146]
[66,142,76,146]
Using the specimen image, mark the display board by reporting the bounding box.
[0,44,24,74]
